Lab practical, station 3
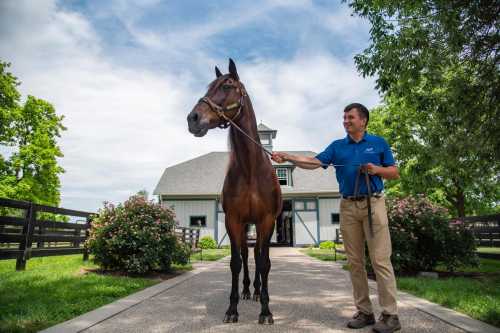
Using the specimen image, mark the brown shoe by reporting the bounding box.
[372,313,401,333]
[347,311,375,329]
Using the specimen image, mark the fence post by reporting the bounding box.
[16,203,36,271]
[83,216,91,261]
[37,220,45,249]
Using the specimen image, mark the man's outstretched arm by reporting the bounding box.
[271,152,323,170]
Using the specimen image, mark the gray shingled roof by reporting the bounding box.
[153,151,339,197]
[257,123,277,138]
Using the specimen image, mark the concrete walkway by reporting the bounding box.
[42,247,500,333]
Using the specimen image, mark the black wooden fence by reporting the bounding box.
[1,198,204,270]
[455,213,500,247]
[0,197,93,270]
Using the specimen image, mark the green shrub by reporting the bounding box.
[86,195,190,274]
[319,240,336,249]
[199,235,217,249]
[379,195,478,274]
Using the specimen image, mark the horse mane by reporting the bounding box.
[227,93,264,177]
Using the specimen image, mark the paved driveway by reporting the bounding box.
[43,247,499,333]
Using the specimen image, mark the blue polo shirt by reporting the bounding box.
[315,132,395,196]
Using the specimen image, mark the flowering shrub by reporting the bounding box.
[86,195,190,274]
[199,235,217,249]
[383,195,478,274]
[319,240,336,249]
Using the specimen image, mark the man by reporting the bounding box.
[272,103,401,333]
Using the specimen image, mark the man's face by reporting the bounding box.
[343,109,366,134]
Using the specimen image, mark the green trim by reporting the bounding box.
[161,196,218,201]
[214,200,218,242]
[291,198,296,247]
[316,197,320,244]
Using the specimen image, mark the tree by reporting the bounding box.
[0,61,66,206]
[369,100,499,216]
[348,0,500,216]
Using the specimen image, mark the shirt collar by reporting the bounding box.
[345,131,368,144]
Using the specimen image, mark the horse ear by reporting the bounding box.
[228,58,239,81]
[215,66,223,78]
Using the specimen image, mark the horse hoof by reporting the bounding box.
[252,294,260,302]
[258,314,274,325]
[223,314,238,323]
[241,291,251,300]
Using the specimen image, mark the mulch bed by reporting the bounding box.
[79,268,185,281]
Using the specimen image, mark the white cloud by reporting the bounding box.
[0,0,379,212]
[241,55,379,152]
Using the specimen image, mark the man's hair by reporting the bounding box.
[344,103,369,126]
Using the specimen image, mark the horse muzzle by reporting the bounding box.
[187,112,209,137]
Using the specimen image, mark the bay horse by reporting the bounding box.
[187,59,282,324]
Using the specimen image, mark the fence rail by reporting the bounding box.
[174,226,201,250]
[0,197,93,270]
[455,213,500,248]
[1,197,203,270]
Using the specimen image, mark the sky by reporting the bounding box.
[0,0,380,212]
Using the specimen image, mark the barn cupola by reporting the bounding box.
[257,123,277,151]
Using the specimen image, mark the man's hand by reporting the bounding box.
[362,163,400,179]
[363,163,380,175]
[271,152,288,164]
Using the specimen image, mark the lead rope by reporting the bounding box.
[215,109,351,168]
[213,95,374,234]
[353,166,374,237]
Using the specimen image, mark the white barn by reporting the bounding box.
[153,124,341,247]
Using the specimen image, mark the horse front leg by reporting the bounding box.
[241,235,251,300]
[256,218,275,324]
[224,240,242,323]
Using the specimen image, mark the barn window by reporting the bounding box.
[260,134,271,145]
[276,168,289,186]
[331,213,340,224]
[294,201,305,210]
[295,199,317,211]
[306,201,316,210]
[190,216,206,228]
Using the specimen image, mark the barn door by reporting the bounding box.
[293,199,319,246]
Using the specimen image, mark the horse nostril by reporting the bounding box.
[188,112,199,123]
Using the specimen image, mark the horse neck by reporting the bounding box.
[229,96,266,178]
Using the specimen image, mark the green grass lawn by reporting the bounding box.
[477,247,500,254]
[397,258,500,327]
[190,248,230,262]
[0,249,230,333]
[0,255,158,333]
[300,247,346,261]
[301,248,500,328]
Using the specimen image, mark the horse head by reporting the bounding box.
[187,59,246,137]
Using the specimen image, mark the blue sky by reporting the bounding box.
[0,0,379,211]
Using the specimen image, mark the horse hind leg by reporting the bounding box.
[241,227,251,300]
[256,217,275,325]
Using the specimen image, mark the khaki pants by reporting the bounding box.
[340,196,398,315]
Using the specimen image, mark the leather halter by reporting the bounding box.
[198,80,247,129]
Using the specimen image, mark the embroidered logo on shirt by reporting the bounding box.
[364,147,375,153]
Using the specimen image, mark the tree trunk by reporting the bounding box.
[455,189,466,218]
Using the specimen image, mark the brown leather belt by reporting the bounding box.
[342,193,382,201]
